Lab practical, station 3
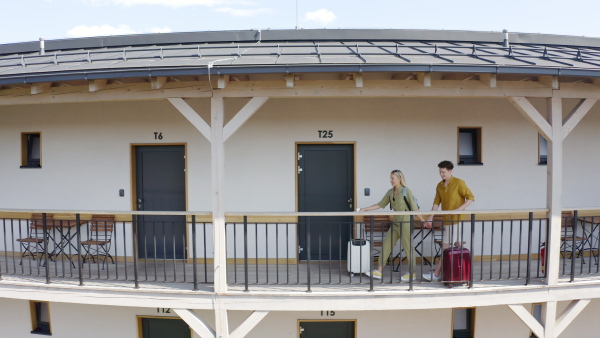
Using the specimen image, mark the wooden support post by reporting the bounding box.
[211,96,228,337]
[546,97,562,286]
[542,301,557,338]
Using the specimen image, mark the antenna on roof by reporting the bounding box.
[39,37,45,56]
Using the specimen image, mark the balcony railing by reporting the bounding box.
[0,209,598,292]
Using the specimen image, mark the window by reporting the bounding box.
[453,308,474,338]
[458,128,482,165]
[21,133,41,168]
[30,301,51,335]
[538,135,547,165]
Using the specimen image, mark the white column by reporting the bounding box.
[211,96,229,338]
[542,301,557,338]
[545,97,562,286]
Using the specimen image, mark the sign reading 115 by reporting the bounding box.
[318,130,333,138]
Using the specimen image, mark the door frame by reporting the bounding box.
[130,143,189,260]
[295,142,357,260]
[297,319,357,338]
[137,316,193,338]
[295,142,356,213]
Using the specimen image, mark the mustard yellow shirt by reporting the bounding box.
[433,176,475,223]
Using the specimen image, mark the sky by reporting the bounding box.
[2,0,600,45]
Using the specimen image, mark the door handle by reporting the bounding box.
[347,198,353,209]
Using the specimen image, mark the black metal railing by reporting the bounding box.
[560,211,600,281]
[1,209,599,291]
[225,211,553,291]
[0,213,213,290]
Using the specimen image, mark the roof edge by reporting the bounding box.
[3,29,600,55]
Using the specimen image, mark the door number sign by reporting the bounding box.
[318,130,333,138]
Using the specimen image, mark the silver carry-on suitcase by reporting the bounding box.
[347,239,371,276]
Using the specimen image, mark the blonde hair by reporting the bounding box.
[391,170,408,187]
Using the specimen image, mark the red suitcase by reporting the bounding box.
[442,246,471,288]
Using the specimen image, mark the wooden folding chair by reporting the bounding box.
[16,213,52,264]
[81,214,115,269]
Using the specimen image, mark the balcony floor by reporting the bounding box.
[1,254,598,293]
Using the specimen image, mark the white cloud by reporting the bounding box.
[215,7,274,17]
[304,8,336,25]
[67,24,172,38]
[82,0,247,7]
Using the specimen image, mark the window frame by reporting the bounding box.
[21,132,42,168]
[452,307,475,338]
[457,127,482,165]
[538,134,548,165]
[29,301,51,335]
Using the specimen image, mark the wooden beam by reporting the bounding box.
[230,311,269,338]
[167,98,211,141]
[539,76,559,89]
[173,309,216,338]
[354,73,363,88]
[555,299,590,337]
[218,75,229,89]
[546,98,563,287]
[507,304,544,338]
[507,97,553,141]
[150,77,167,90]
[31,82,51,95]
[562,98,597,140]
[417,73,431,87]
[284,74,294,88]
[223,97,269,142]
[542,301,557,338]
[479,74,497,88]
[211,96,227,295]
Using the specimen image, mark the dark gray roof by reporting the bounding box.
[2,29,600,85]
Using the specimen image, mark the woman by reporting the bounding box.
[359,170,425,281]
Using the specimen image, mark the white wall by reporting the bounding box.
[474,304,531,338]
[1,96,599,212]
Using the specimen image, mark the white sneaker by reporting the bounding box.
[400,273,416,282]
[423,272,441,282]
[365,269,382,279]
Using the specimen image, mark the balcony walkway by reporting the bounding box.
[1,254,596,293]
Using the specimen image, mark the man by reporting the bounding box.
[423,160,475,282]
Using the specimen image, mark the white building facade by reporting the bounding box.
[0,29,599,337]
